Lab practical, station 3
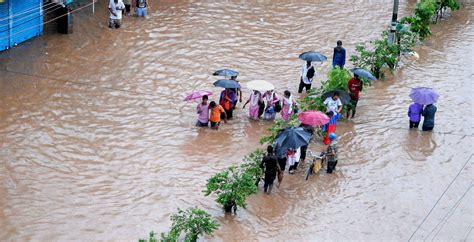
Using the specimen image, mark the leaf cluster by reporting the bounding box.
[139,231,158,242]
[160,208,219,242]
[203,166,258,210]
[240,149,265,181]
[400,0,460,41]
[350,32,399,79]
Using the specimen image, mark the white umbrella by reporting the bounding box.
[246,80,275,92]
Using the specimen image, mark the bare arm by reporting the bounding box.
[243,99,250,108]
[222,111,228,123]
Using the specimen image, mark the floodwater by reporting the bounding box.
[1,0,473,241]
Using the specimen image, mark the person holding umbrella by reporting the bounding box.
[243,90,263,120]
[298,51,326,93]
[230,76,242,107]
[347,74,363,119]
[273,126,311,174]
[422,104,437,131]
[299,61,315,93]
[409,87,439,131]
[183,90,212,127]
[407,102,423,129]
[196,95,210,127]
[219,89,236,119]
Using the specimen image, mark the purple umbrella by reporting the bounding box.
[183,90,212,101]
[409,87,439,105]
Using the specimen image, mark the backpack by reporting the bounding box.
[306,66,315,79]
[273,93,282,112]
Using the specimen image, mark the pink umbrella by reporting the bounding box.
[183,90,213,101]
[298,111,330,126]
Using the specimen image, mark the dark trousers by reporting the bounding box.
[298,80,312,93]
[222,108,233,119]
[422,126,433,131]
[327,160,338,173]
[347,99,359,118]
[263,176,275,192]
[409,121,420,128]
[124,4,131,13]
[300,145,308,161]
[258,102,265,118]
[289,162,299,171]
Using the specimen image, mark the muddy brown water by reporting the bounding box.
[1,0,473,241]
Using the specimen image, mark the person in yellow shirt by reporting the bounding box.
[209,101,227,130]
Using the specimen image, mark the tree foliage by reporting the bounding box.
[159,208,219,242]
[401,0,460,41]
[240,149,265,182]
[350,32,399,79]
[203,166,258,212]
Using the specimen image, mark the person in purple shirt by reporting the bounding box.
[196,95,209,127]
[408,102,423,129]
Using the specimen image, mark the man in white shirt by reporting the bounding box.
[298,61,315,93]
[109,0,125,29]
[323,92,343,114]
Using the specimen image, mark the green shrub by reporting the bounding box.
[323,67,351,90]
[139,231,158,242]
[350,32,399,79]
[396,26,418,53]
[400,0,460,41]
[204,166,258,213]
[159,208,219,242]
[240,149,265,183]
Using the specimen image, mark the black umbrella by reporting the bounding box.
[212,69,239,77]
[213,79,241,89]
[322,89,351,105]
[274,127,312,157]
[299,51,327,62]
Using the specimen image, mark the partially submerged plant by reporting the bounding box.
[350,32,399,79]
[203,166,258,213]
[160,208,219,242]
[400,0,460,41]
[240,149,265,185]
[139,231,158,242]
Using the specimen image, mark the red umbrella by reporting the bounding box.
[298,111,330,126]
[183,90,213,101]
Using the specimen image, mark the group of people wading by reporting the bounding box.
[196,76,298,130]
[193,41,352,194]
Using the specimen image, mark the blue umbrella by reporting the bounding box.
[212,69,239,77]
[213,79,241,89]
[274,127,312,157]
[409,87,439,105]
[350,68,377,81]
[299,51,327,62]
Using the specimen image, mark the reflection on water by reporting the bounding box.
[0,1,473,241]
